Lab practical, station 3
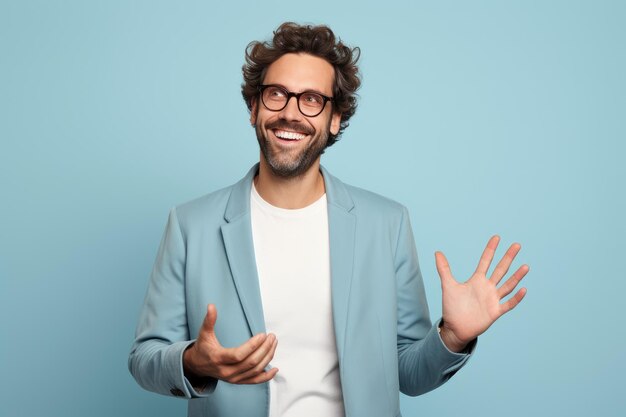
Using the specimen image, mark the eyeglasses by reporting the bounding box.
[258,84,333,117]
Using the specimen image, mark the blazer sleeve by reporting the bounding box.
[394,207,477,396]
[128,208,216,398]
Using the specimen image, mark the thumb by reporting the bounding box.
[435,251,454,287]
[200,304,219,341]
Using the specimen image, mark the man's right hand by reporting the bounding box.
[183,304,279,384]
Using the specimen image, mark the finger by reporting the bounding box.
[230,337,278,383]
[229,333,276,376]
[219,332,268,365]
[237,367,279,385]
[499,287,527,316]
[435,251,455,286]
[204,304,217,333]
[474,235,500,276]
[490,243,522,285]
[198,304,218,342]
[497,264,529,299]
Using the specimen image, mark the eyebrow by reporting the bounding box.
[266,83,331,97]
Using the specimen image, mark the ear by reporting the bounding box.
[330,112,341,136]
[250,97,258,126]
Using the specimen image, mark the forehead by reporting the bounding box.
[263,53,335,95]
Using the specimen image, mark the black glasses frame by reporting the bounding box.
[258,84,334,117]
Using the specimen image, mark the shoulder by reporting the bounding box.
[330,175,416,257]
[343,183,411,241]
[171,165,256,230]
[165,186,233,239]
[323,167,407,219]
[323,169,412,241]
[344,182,406,216]
[175,185,233,218]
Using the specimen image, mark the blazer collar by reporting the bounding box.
[223,163,355,221]
[223,164,257,222]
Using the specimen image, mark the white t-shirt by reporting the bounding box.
[250,183,344,417]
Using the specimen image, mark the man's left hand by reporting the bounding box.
[435,235,530,353]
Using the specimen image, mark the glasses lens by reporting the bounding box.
[262,86,287,111]
[298,92,325,116]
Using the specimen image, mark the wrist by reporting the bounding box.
[438,321,469,353]
[183,343,201,377]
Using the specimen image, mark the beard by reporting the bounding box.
[255,117,331,179]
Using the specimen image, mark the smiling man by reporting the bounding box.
[129,22,529,417]
[253,54,339,180]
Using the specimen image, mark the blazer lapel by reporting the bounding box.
[221,165,267,337]
[321,166,356,364]
[218,164,357,353]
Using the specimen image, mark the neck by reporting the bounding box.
[254,157,326,209]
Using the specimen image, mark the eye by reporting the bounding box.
[266,86,286,99]
[301,92,324,106]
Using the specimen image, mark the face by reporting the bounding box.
[250,53,341,178]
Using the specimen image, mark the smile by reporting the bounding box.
[273,129,307,141]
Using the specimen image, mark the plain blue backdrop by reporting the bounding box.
[1,1,625,416]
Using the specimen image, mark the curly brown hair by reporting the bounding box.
[242,22,361,147]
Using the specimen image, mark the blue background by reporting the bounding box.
[2,1,625,416]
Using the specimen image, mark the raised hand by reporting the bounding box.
[435,235,529,352]
[183,304,279,384]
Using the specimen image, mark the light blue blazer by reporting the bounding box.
[129,164,475,417]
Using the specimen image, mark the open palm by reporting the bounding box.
[436,235,529,349]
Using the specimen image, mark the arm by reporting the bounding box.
[394,207,476,396]
[128,209,279,398]
[395,210,529,395]
[128,208,213,398]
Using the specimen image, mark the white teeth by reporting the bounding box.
[275,130,306,140]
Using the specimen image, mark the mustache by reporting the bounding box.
[265,120,315,136]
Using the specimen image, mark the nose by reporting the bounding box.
[279,95,303,121]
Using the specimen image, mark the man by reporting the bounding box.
[129,22,529,417]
